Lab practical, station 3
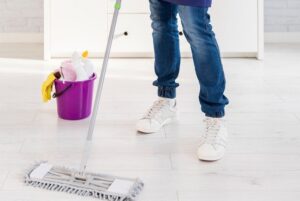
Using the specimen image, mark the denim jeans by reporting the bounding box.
[149,0,229,118]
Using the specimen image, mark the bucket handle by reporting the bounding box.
[53,84,72,98]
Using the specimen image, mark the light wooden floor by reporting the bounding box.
[0,44,300,201]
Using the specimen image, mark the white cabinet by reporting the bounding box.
[107,0,149,13]
[210,0,261,55]
[109,14,153,55]
[45,0,264,59]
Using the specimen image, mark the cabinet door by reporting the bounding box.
[178,0,258,55]
[109,14,153,54]
[49,0,107,57]
[107,0,149,14]
[109,13,192,56]
[210,0,258,53]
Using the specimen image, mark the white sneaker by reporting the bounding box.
[197,117,228,161]
[136,98,177,133]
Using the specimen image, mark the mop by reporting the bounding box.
[25,0,144,200]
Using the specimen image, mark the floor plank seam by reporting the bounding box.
[0,172,9,191]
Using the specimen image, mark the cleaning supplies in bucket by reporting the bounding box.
[59,51,95,82]
[41,51,97,120]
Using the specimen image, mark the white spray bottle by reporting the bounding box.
[72,52,88,81]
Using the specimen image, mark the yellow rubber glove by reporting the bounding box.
[41,73,57,102]
[82,50,89,59]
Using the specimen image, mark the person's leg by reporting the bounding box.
[150,0,180,98]
[178,6,229,161]
[178,6,229,117]
[136,0,179,133]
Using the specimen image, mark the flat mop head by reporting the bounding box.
[25,162,143,201]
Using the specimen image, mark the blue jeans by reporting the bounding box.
[150,0,229,118]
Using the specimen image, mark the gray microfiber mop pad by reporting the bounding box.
[25,162,144,201]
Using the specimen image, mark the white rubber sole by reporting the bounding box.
[197,152,225,162]
[136,115,177,134]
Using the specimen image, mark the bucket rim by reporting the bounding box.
[55,73,97,84]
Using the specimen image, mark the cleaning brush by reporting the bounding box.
[25,0,144,200]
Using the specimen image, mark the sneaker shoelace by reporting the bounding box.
[144,100,169,119]
[203,118,221,145]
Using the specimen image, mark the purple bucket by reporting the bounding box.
[54,74,96,120]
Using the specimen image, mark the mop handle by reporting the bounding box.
[80,0,122,172]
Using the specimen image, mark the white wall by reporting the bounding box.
[0,0,300,33]
[265,0,300,32]
[0,0,43,32]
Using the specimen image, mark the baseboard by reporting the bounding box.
[0,33,43,43]
[265,32,300,43]
[50,51,259,59]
